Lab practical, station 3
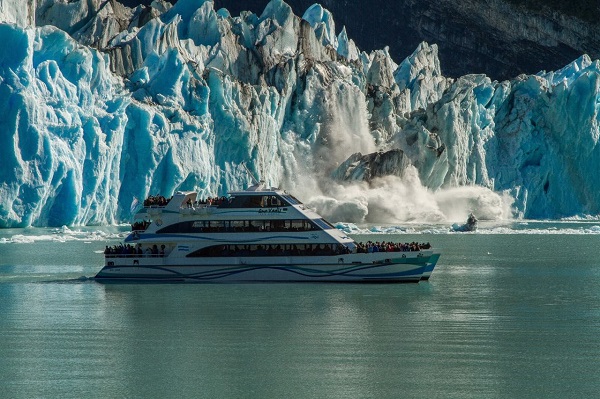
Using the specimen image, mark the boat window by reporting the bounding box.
[210,221,226,231]
[228,220,249,231]
[226,195,264,208]
[270,219,286,231]
[132,220,151,231]
[187,243,350,257]
[281,194,303,205]
[290,220,315,231]
[157,221,205,234]
[312,218,335,230]
[157,218,320,233]
[266,196,283,207]
[188,245,229,257]
[225,195,289,208]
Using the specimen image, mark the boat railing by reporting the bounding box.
[105,253,166,258]
[180,204,217,214]
[143,204,166,209]
[104,244,172,258]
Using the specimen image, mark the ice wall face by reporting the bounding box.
[386,56,600,219]
[0,0,373,226]
[1,0,600,227]
[0,25,128,226]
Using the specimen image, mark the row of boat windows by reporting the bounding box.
[186,243,350,258]
[157,219,334,234]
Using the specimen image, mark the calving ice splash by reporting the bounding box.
[96,182,440,282]
[1,0,600,229]
[306,173,514,224]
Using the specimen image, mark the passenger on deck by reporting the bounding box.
[143,195,169,207]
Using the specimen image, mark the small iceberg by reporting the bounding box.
[451,213,478,232]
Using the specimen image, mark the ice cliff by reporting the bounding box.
[0,0,599,227]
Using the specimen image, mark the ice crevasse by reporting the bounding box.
[1,0,600,227]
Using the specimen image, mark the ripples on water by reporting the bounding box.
[0,225,599,398]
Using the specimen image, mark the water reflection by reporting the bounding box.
[1,232,599,398]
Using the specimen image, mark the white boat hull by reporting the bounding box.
[95,253,434,283]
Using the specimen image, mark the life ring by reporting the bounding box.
[155,219,163,226]
[401,254,406,258]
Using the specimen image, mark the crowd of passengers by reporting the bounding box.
[143,194,226,209]
[104,241,432,258]
[104,243,166,257]
[143,195,170,207]
[355,241,431,253]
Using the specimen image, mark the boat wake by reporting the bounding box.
[44,276,96,283]
[0,274,97,284]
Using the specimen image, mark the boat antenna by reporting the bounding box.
[241,161,260,185]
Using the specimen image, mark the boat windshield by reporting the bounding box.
[312,218,335,230]
[281,194,303,205]
[223,194,289,208]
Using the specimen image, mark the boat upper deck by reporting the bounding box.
[135,182,310,219]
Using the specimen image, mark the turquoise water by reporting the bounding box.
[1,226,599,398]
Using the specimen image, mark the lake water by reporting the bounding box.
[1,224,599,398]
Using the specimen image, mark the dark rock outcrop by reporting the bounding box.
[216,0,600,80]
[332,150,412,182]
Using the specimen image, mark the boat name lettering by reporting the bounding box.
[192,221,203,228]
[258,208,287,214]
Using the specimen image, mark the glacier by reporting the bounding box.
[0,0,600,227]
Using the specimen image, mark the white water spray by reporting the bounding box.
[304,168,514,224]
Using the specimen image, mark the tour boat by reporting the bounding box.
[95,183,440,282]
